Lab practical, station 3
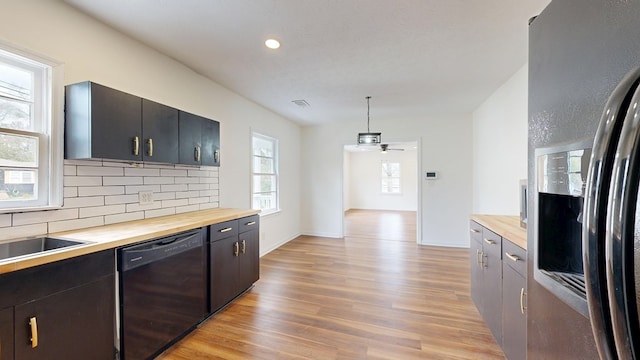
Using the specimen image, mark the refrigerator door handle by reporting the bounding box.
[584,67,640,360]
[605,80,640,360]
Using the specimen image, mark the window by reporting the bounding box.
[0,44,63,212]
[381,161,401,194]
[251,132,279,214]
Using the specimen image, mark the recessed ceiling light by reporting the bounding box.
[265,39,280,49]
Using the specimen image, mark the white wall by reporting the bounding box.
[0,0,301,254]
[346,149,417,211]
[472,64,528,215]
[343,151,352,211]
[301,114,473,247]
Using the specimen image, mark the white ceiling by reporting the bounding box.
[63,0,551,127]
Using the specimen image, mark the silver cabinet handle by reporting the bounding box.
[483,238,495,245]
[219,227,233,233]
[505,252,520,262]
[147,138,153,157]
[195,146,201,162]
[214,149,220,163]
[470,229,479,233]
[241,239,246,254]
[582,66,640,360]
[520,288,526,314]
[245,221,256,226]
[234,241,239,257]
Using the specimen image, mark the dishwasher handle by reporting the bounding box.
[119,230,203,272]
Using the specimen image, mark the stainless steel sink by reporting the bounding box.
[0,237,90,261]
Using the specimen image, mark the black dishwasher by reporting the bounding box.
[118,228,206,360]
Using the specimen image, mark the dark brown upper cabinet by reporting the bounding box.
[179,111,220,166]
[65,81,218,166]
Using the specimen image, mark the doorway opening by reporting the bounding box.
[342,141,420,243]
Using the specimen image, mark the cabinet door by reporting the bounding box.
[481,229,502,345]
[238,228,259,291]
[469,222,483,311]
[65,81,142,161]
[89,82,142,161]
[0,307,13,360]
[209,236,240,312]
[142,99,179,163]
[201,119,220,167]
[179,111,203,165]
[502,265,526,360]
[14,276,115,360]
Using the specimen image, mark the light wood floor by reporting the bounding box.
[157,210,503,359]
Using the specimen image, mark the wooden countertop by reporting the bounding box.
[0,208,259,274]
[470,214,527,250]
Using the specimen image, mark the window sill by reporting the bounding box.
[258,209,281,218]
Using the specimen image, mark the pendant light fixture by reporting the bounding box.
[357,96,381,145]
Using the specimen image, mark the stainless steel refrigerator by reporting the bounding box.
[529,1,640,359]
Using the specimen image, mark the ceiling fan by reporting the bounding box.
[380,144,404,153]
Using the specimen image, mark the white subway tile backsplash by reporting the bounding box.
[63,196,105,208]
[199,202,218,210]
[64,176,102,187]
[175,204,200,214]
[79,205,126,218]
[126,202,161,213]
[161,184,188,192]
[188,184,209,191]
[125,185,161,195]
[0,214,11,228]
[188,197,209,205]
[3,160,218,237]
[64,159,102,166]
[153,192,176,201]
[0,223,47,242]
[13,208,79,226]
[104,211,144,225]
[77,166,124,176]
[187,169,208,177]
[144,177,175,185]
[176,191,199,199]
[174,177,199,184]
[145,208,175,219]
[48,216,103,233]
[78,186,125,197]
[105,194,139,205]
[64,165,77,176]
[161,199,189,208]
[124,168,160,177]
[64,187,78,198]
[160,169,188,177]
[103,177,143,186]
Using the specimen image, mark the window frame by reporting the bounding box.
[381,160,401,195]
[251,131,279,215]
[0,42,64,213]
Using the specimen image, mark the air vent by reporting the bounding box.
[291,99,310,108]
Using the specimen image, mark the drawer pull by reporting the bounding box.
[470,229,479,233]
[245,221,256,226]
[520,288,527,314]
[483,238,496,245]
[219,227,233,233]
[133,136,140,156]
[505,252,521,262]
[29,316,38,348]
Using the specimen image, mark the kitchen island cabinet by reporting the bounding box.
[470,215,527,360]
[0,250,114,360]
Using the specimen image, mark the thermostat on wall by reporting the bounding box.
[425,171,438,180]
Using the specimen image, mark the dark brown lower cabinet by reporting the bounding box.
[0,250,115,360]
[14,276,114,360]
[0,307,13,360]
[209,215,260,313]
